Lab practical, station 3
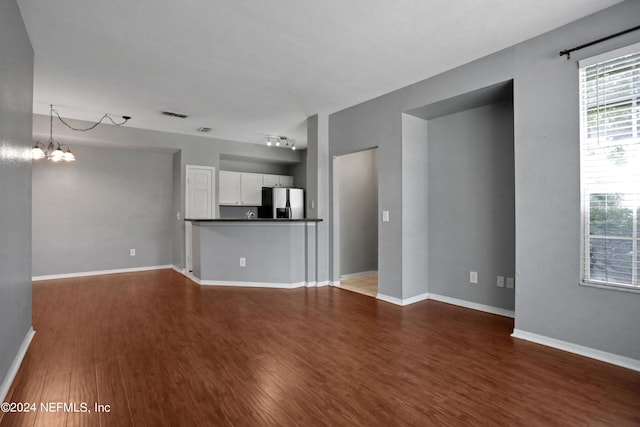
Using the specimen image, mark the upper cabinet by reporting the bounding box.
[219,171,241,205]
[240,173,262,206]
[262,174,294,188]
[219,171,292,205]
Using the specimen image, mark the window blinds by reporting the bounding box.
[579,43,640,288]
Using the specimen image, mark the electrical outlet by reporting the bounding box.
[470,271,478,284]
[497,276,505,287]
[176,212,181,220]
[506,277,514,289]
[382,211,390,222]
[130,249,136,256]
[239,257,246,267]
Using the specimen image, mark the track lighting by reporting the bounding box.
[265,135,296,150]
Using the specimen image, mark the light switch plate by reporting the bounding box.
[506,277,514,289]
[497,276,504,287]
[470,271,478,284]
[382,211,390,222]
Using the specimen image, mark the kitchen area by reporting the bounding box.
[186,157,324,288]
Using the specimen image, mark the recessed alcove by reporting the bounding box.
[402,80,515,313]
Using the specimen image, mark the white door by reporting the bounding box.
[185,165,216,272]
[186,166,215,219]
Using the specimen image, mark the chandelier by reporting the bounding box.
[32,105,131,162]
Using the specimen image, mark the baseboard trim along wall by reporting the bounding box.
[428,293,515,318]
[32,265,173,281]
[199,280,307,289]
[339,270,378,280]
[376,292,429,306]
[0,327,35,402]
[376,292,515,318]
[511,329,640,372]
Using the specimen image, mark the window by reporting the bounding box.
[580,43,640,291]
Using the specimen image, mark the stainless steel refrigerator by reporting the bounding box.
[258,187,304,219]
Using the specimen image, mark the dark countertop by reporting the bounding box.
[186,218,323,223]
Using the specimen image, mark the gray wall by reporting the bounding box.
[290,149,307,190]
[192,223,310,284]
[0,0,33,395]
[172,151,182,267]
[329,1,640,359]
[427,101,515,310]
[32,145,175,276]
[401,114,429,299]
[307,115,331,283]
[32,114,302,270]
[219,157,291,175]
[337,149,378,276]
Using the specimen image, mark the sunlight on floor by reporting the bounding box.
[338,275,378,298]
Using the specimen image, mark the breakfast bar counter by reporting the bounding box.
[186,219,323,288]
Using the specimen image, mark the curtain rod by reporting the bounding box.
[559,25,640,60]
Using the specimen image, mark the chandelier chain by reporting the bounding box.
[51,106,129,132]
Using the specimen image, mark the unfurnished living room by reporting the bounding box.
[1,0,640,425]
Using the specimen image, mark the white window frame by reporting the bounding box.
[579,42,640,294]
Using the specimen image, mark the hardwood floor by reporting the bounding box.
[1,269,639,426]
[338,275,378,298]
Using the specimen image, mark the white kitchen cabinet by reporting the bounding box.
[219,171,241,205]
[240,173,263,205]
[262,174,280,187]
[279,175,294,187]
[219,171,264,205]
[262,174,294,187]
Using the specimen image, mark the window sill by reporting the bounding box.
[580,281,640,294]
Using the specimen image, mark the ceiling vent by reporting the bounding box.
[162,111,188,119]
[197,127,212,133]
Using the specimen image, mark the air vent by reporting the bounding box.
[197,127,212,133]
[162,111,188,119]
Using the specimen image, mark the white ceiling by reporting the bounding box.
[17,0,622,148]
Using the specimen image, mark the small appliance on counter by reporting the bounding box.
[258,187,304,219]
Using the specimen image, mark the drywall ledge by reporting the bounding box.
[0,328,35,403]
[511,329,640,372]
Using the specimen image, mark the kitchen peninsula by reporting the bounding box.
[187,218,323,288]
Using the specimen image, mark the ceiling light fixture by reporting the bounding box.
[32,105,131,162]
[265,136,296,151]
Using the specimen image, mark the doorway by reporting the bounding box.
[334,148,379,298]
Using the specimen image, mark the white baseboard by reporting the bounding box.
[340,270,378,280]
[306,281,330,287]
[511,329,640,372]
[402,292,430,306]
[32,265,173,281]
[0,327,35,402]
[171,265,186,275]
[376,293,404,305]
[330,281,341,287]
[428,293,515,318]
[199,280,306,289]
[376,292,429,306]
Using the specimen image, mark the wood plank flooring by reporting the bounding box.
[1,269,639,426]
